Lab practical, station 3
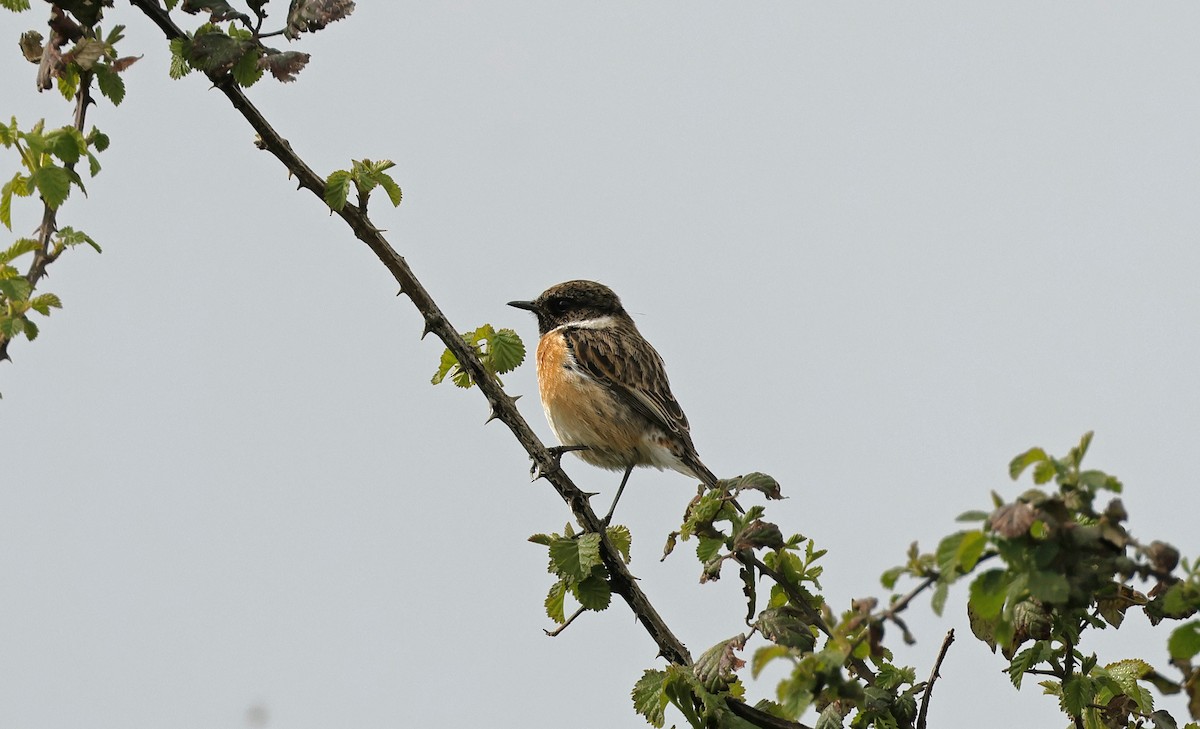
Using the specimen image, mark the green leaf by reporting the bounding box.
[957,529,987,572]
[732,519,785,552]
[968,569,1009,620]
[324,169,352,211]
[573,573,611,610]
[1168,621,1200,661]
[544,580,566,623]
[930,580,949,616]
[0,277,32,300]
[375,171,403,206]
[430,348,458,386]
[55,226,100,253]
[1007,641,1052,688]
[606,524,631,564]
[1027,570,1069,605]
[632,670,670,728]
[30,165,70,208]
[45,128,84,164]
[717,472,782,500]
[696,536,723,563]
[1032,459,1057,484]
[693,634,746,693]
[29,292,62,315]
[880,565,904,590]
[486,327,525,374]
[1009,447,1048,480]
[0,238,38,264]
[94,64,126,105]
[1061,674,1094,717]
[231,47,263,86]
[548,533,602,581]
[168,37,194,79]
[755,607,816,651]
[814,703,846,729]
[2,0,33,12]
[750,644,789,678]
[956,510,990,522]
[187,30,253,73]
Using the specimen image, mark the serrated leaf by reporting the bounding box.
[968,569,1009,620]
[696,536,723,563]
[0,238,39,264]
[1007,641,1052,689]
[573,573,611,611]
[632,670,670,728]
[717,472,782,500]
[65,38,107,71]
[1168,621,1200,661]
[544,580,566,623]
[168,37,194,79]
[606,524,631,564]
[755,607,815,651]
[693,634,746,693]
[1061,674,1094,717]
[94,64,126,105]
[187,31,253,73]
[375,172,403,206]
[231,47,264,86]
[548,533,602,581]
[30,165,70,209]
[259,49,310,82]
[989,502,1036,538]
[732,519,784,552]
[1032,459,1057,484]
[486,327,525,374]
[1009,447,1048,480]
[814,703,846,729]
[29,292,62,315]
[324,169,352,210]
[285,0,356,39]
[0,277,32,300]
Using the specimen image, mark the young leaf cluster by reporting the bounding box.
[653,474,922,729]
[431,324,525,389]
[529,523,631,623]
[324,159,402,213]
[881,432,1200,727]
[0,118,108,228]
[167,0,356,84]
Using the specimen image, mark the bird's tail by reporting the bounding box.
[684,452,746,514]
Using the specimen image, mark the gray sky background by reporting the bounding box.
[2,3,1199,728]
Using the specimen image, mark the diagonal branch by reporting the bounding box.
[126,0,693,669]
[916,629,954,729]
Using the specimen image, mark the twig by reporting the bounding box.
[127,0,695,669]
[544,606,586,637]
[0,61,93,364]
[724,697,814,729]
[743,553,877,686]
[916,629,954,729]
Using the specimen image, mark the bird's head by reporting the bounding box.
[508,280,632,335]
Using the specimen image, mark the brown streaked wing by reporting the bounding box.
[562,325,692,440]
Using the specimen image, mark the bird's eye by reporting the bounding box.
[546,297,568,314]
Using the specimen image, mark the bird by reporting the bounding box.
[508,280,718,523]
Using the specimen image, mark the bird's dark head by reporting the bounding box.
[508,280,632,335]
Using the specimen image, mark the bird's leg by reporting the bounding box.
[601,464,635,526]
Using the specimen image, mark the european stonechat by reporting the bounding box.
[509,280,717,522]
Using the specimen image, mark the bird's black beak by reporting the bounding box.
[507,300,538,312]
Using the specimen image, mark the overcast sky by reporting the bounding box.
[2,3,1199,728]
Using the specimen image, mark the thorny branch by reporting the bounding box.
[0,60,92,364]
[916,629,955,729]
[127,0,717,693]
